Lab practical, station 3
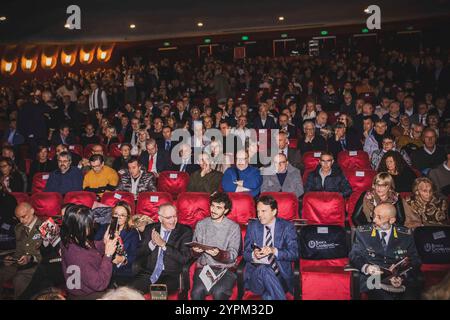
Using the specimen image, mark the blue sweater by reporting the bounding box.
[222,165,263,197]
[44,166,83,195]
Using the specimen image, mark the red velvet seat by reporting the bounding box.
[10,192,30,205]
[31,192,62,220]
[345,191,364,227]
[399,192,412,200]
[288,139,298,149]
[101,191,136,214]
[260,192,298,221]
[64,191,97,208]
[420,264,450,290]
[300,258,351,300]
[226,192,256,225]
[175,192,210,229]
[337,150,371,171]
[302,151,322,184]
[47,146,56,160]
[68,144,83,158]
[31,172,50,194]
[108,143,122,158]
[343,169,376,193]
[157,171,190,199]
[24,159,32,176]
[136,192,173,221]
[302,192,345,226]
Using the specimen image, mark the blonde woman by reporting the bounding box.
[352,172,405,226]
[404,177,449,229]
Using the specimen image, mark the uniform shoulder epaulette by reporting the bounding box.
[357,225,373,232]
[395,225,411,235]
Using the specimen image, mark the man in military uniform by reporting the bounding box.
[349,203,422,300]
[0,202,42,298]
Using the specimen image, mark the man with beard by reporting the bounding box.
[349,203,422,300]
[190,192,241,300]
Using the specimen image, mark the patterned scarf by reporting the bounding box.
[365,189,399,214]
[405,195,448,225]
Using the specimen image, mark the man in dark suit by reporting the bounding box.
[50,123,76,146]
[349,203,422,300]
[172,100,190,125]
[170,143,200,174]
[132,203,193,294]
[124,117,141,147]
[273,130,302,171]
[139,138,171,176]
[243,195,298,300]
[254,103,278,130]
[157,126,178,154]
[327,122,363,158]
[2,119,25,146]
[278,113,297,139]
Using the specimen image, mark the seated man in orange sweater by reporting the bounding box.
[83,154,119,198]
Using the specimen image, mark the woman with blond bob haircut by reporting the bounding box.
[403,177,449,229]
[351,172,406,226]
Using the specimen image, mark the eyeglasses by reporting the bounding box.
[113,214,128,218]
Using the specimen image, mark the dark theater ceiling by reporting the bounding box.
[0,0,449,44]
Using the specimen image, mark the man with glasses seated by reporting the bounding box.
[131,203,193,296]
[370,135,411,170]
[82,154,119,198]
[304,151,352,198]
[44,151,83,195]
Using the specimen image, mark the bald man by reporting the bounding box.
[0,203,42,298]
[349,203,422,300]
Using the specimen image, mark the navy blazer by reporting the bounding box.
[139,150,171,173]
[2,129,25,146]
[253,116,279,130]
[243,218,299,293]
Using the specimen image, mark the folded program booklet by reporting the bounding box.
[185,241,217,251]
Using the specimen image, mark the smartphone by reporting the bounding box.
[251,243,261,251]
[109,217,118,240]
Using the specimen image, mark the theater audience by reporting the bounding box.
[370,135,411,170]
[116,156,156,199]
[28,145,57,184]
[412,128,447,175]
[297,120,327,154]
[428,146,450,197]
[83,154,119,197]
[0,157,25,192]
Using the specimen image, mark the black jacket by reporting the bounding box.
[304,165,353,198]
[135,222,193,275]
[139,150,171,173]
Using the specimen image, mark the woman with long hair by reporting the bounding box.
[377,150,417,193]
[60,204,117,299]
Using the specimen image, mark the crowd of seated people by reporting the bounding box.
[0,46,449,300]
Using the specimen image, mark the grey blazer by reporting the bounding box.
[260,164,304,198]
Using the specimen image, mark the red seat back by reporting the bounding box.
[302,151,321,184]
[337,150,371,171]
[24,159,32,176]
[10,192,30,205]
[64,191,97,208]
[101,191,136,214]
[302,192,345,226]
[31,192,62,219]
[68,144,83,157]
[32,172,50,194]
[260,192,299,221]
[343,169,376,193]
[157,171,190,198]
[400,192,412,200]
[288,139,298,149]
[226,192,256,225]
[136,192,173,221]
[108,143,122,158]
[420,264,450,290]
[175,192,210,229]
[345,191,364,227]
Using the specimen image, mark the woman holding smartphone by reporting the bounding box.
[105,201,140,287]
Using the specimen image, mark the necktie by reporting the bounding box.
[265,226,280,275]
[165,140,170,151]
[380,231,387,250]
[340,139,347,150]
[150,230,170,284]
[148,155,154,172]
[133,132,137,145]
